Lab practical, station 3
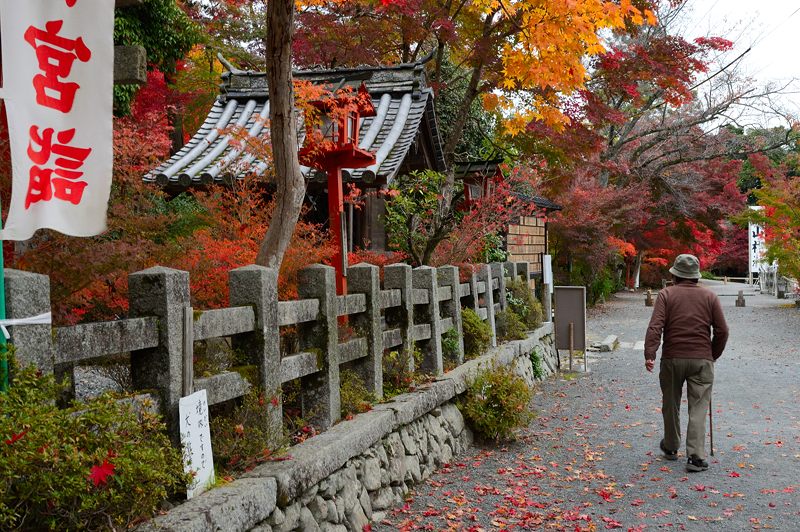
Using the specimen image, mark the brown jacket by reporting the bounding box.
[644,281,729,362]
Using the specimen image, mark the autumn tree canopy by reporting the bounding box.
[504,0,797,290]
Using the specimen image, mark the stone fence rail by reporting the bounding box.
[5,260,539,435]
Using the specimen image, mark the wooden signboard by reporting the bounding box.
[554,286,586,351]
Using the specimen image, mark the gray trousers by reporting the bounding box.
[659,358,714,459]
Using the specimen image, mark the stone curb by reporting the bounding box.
[138,323,554,530]
[138,477,277,532]
[597,334,618,352]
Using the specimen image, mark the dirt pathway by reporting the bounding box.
[375,282,800,530]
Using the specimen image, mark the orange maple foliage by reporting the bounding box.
[463,0,656,133]
[607,237,636,258]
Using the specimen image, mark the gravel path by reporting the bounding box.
[375,282,800,531]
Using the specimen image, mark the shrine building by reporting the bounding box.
[144,59,559,275]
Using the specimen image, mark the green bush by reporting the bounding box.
[0,361,188,530]
[529,348,545,381]
[382,347,424,399]
[495,309,527,341]
[480,233,508,263]
[506,278,543,330]
[210,387,287,474]
[460,363,534,441]
[339,369,376,419]
[461,308,492,360]
[441,328,461,367]
[590,270,616,304]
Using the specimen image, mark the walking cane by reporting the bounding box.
[709,395,714,457]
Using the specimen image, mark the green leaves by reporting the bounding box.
[461,363,534,442]
[461,308,492,360]
[113,0,201,112]
[384,170,464,266]
[0,360,187,530]
[506,277,543,330]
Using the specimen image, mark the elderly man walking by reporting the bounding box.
[645,254,729,472]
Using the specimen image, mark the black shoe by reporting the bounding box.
[686,456,709,472]
[660,439,678,461]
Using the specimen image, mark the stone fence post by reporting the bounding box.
[542,283,552,322]
[348,263,383,398]
[4,269,53,374]
[437,265,464,365]
[503,261,517,282]
[128,266,190,434]
[490,262,507,311]
[297,265,340,430]
[412,266,443,376]
[229,265,282,445]
[516,261,532,290]
[478,264,497,347]
[510,260,534,298]
[465,270,480,313]
[383,263,414,371]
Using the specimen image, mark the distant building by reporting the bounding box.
[454,159,561,275]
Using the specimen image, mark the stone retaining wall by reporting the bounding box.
[140,323,557,532]
[255,403,472,532]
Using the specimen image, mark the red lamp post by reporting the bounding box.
[299,83,376,295]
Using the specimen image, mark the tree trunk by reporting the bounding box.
[633,253,643,290]
[442,61,483,168]
[256,0,306,269]
[436,14,493,238]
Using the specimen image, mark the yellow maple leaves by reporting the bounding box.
[468,0,655,133]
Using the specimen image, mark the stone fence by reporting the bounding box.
[141,325,557,531]
[5,260,539,436]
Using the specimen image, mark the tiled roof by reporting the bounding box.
[454,159,562,211]
[453,159,505,179]
[514,192,562,211]
[145,61,445,188]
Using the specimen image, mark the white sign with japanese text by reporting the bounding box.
[0,0,113,240]
[748,206,768,274]
[179,389,215,500]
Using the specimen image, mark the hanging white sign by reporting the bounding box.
[0,0,113,240]
[179,389,215,499]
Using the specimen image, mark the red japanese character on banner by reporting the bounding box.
[24,20,91,113]
[26,125,91,208]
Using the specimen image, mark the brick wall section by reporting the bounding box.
[506,216,547,273]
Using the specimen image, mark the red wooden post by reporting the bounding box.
[327,166,347,294]
[299,83,377,295]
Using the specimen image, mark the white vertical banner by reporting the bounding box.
[543,254,553,294]
[748,206,767,274]
[0,0,113,240]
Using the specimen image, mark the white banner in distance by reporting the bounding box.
[543,254,553,294]
[748,206,768,274]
